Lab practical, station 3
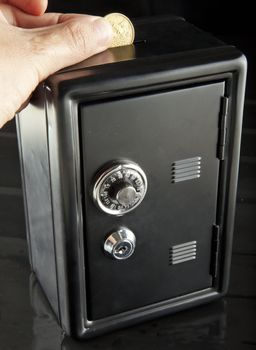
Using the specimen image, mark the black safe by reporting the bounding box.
[16,16,247,338]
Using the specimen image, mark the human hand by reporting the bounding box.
[0,0,113,128]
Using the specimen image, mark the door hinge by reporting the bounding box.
[217,96,229,160]
[211,224,221,279]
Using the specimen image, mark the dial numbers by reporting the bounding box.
[93,162,148,216]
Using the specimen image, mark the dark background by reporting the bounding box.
[48,0,253,35]
[0,1,255,349]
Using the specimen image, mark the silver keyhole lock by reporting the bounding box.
[104,227,136,260]
[93,161,148,216]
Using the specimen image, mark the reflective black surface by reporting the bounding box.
[0,235,255,349]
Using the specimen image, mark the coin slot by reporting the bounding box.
[134,39,147,45]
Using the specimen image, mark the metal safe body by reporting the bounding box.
[17,16,247,338]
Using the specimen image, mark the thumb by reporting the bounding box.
[29,15,113,82]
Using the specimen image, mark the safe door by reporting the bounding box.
[80,81,225,320]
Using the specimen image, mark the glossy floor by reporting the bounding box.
[0,235,255,350]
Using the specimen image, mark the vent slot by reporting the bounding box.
[172,157,202,183]
[169,241,197,265]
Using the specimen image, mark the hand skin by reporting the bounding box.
[0,0,113,128]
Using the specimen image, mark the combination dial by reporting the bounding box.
[93,161,147,216]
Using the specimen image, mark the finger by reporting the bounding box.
[1,0,47,15]
[0,4,98,28]
[28,16,113,82]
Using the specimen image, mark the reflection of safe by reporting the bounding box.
[16,16,246,338]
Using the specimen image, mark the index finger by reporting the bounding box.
[1,0,47,15]
[0,4,99,29]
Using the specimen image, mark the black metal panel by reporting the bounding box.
[81,82,224,319]
[16,101,59,318]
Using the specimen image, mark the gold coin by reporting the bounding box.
[104,13,135,48]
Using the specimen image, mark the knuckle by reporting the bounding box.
[65,20,89,54]
[27,31,56,82]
